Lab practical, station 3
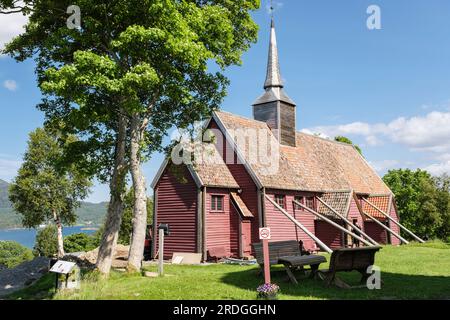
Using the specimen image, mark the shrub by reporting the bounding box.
[33,225,58,257]
[64,233,97,253]
[0,240,34,268]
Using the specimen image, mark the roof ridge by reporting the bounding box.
[296,131,358,148]
[214,110,270,127]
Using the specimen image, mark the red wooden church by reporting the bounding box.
[151,19,405,261]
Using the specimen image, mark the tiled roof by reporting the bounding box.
[317,192,352,219]
[214,111,392,195]
[361,195,391,221]
[231,192,254,218]
[193,142,239,188]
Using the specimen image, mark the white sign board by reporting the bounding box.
[50,260,76,274]
[259,227,271,240]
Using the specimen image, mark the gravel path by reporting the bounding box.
[0,257,50,298]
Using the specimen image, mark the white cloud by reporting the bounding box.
[3,79,17,91]
[365,135,382,146]
[424,161,450,176]
[0,158,22,181]
[369,160,399,173]
[305,110,450,153]
[0,10,28,54]
[300,129,331,140]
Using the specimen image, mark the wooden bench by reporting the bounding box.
[252,240,327,284]
[318,246,382,289]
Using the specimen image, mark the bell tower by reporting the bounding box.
[252,18,297,147]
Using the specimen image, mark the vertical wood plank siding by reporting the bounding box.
[206,188,239,257]
[154,165,198,259]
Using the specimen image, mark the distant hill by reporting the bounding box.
[0,179,108,229]
[0,179,11,208]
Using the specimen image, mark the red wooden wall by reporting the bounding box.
[154,165,198,259]
[205,188,240,258]
[389,202,401,245]
[264,190,317,251]
[208,119,260,246]
[315,220,344,249]
[364,221,388,244]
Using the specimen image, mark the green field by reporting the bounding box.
[8,242,450,300]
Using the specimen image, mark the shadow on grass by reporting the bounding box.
[220,266,450,300]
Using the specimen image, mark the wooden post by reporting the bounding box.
[262,239,271,284]
[265,195,333,254]
[293,199,374,247]
[158,228,164,276]
[362,210,409,244]
[362,198,425,243]
[315,197,380,246]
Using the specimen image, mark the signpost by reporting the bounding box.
[158,224,170,277]
[49,260,80,291]
[259,227,271,284]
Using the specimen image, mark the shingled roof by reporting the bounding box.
[361,195,391,221]
[193,142,239,189]
[317,192,352,219]
[214,111,392,195]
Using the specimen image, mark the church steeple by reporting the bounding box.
[253,17,297,147]
[264,18,283,89]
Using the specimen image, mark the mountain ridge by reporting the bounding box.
[0,179,108,229]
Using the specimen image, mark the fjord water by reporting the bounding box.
[0,226,97,248]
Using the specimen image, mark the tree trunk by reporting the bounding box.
[53,210,65,258]
[96,114,128,276]
[127,114,148,272]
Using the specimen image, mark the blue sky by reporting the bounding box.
[1,0,450,202]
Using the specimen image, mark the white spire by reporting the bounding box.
[264,18,283,89]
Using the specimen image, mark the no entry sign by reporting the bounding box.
[259,227,271,240]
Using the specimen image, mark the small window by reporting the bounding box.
[294,196,303,210]
[211,195,224,212]
[305,197,315,210]
[274,195,286,209]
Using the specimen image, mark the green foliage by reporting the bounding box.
[433,174,450,241]
[33,225,58,258]
[63,233,97,253]
[0,179,11,208]
[334,136,362,155]
[1,0,260,183]
[0,241,34,268]
[9,128,92,229]
[383,169,450,240]
[119,189,153,245]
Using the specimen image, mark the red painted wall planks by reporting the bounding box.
[209,119,260,246]
[264,190,317,251]
[206,188,239,258]
[154,165,198,259]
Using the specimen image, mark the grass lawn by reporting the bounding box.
[7,242,450,300]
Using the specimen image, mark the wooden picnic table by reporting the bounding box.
[252,240,327,284]
[278,255,327,284]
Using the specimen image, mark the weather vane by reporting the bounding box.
[270,0,274,17]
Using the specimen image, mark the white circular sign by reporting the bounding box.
[259,227,271,240]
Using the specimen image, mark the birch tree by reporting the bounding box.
[9,128,91,258]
